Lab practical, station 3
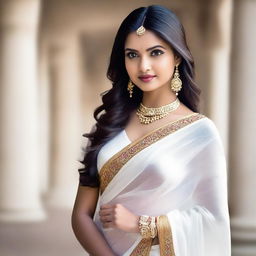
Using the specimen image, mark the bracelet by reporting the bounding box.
[138,215,158,239]
[149,216,157,238]
[139,215,151,238]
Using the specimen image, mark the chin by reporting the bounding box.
[139,88,157,93]
[139,86,162,93]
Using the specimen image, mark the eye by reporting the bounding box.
[151,49,164,56]
[126,52,138,59]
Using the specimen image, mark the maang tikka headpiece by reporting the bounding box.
[136,16,146,36]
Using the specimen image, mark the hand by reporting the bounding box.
[99,203,140,233]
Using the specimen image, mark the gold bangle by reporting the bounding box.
[139,215,151,238]
[139,215,158,239]
[149,216,157,238]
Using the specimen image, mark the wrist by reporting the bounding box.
[132,215,140,233]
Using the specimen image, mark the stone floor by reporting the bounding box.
[1,208,255,256]
[0,207,88,256]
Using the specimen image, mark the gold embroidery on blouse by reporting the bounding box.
[130,238,152,256]
[157,215,176,256]
[99,113,204,194]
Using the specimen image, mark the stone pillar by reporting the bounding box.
[45,37,83,208]
[229,0,256,255]
[0,0,45,221]
[179,0,232,154]
[205,0,233,154]
[38,39,51,195]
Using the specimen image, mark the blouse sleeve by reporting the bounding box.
[166,123,231,256]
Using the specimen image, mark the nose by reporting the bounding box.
[139,56,151,73]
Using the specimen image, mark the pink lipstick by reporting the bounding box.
[138,75,156,82]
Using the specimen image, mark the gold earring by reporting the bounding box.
[127,80,134,98]
[170,64,182,96]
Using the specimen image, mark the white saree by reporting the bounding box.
[93,113,231,256]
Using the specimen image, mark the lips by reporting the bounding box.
[138,75,156,82]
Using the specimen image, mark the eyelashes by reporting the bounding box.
[126,49,164,59]
[151,49,164,56]
[126,52,138,59]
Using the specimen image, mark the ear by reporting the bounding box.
[175,55,182,66]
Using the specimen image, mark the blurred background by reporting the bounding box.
[0,0,255,255]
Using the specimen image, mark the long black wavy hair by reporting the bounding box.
[78,5,201,187]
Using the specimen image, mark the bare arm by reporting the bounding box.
[71,185,116,256]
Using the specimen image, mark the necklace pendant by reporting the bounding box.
[136,98,180,125]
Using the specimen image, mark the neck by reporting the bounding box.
[142,90,177,108]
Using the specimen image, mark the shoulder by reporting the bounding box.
[198,115,219,134]
[194,114,224,146]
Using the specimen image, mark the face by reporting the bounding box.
[124,30,180,93]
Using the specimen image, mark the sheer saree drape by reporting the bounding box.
[93,114,231,256]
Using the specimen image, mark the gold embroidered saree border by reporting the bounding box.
[129,215,175,256]
[157,215,176,256]
[99,113,205,194]
[130,238,153,256]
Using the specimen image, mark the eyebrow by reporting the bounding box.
[124,45,166,52]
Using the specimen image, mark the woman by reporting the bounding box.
[71,5,231,256]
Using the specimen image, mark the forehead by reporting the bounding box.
[124,30,171,50]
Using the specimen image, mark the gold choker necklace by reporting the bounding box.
[136,98,180,124]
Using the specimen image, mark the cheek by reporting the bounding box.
[158,56,175,68]
[155,58,175,75]
[125,60,136,77]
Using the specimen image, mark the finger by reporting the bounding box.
[99,208,113,216]
[102,221,114,229]
[100,215,113,223]
[100,204,113,210]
